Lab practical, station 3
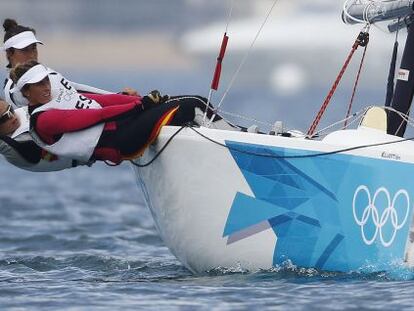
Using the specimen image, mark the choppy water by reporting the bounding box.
[2,161,414,310]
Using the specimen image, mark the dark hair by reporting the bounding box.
[3,18,36,44]
[3,19,37,69]
[10,60,39,92]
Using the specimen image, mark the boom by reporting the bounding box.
[343,0,414,25]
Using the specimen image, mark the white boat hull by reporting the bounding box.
[133,126,414,274]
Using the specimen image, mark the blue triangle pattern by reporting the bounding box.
[225,141,344,270]
[223,192,289,237]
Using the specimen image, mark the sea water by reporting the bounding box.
[2,161,414,311]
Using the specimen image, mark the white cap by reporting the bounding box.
[11,64,49,93]
[1,31,43,51]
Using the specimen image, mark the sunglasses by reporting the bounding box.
[0,105,15,124]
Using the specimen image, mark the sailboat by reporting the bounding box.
[133,0,414,274]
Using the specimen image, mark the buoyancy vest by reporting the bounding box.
[30,88,105,162]
[0,107,85,172]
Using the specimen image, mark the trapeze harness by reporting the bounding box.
[29,92,180,164]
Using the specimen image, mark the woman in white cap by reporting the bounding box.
[9,60,191,165]
[2,19,138,108]
[0,98,89,171]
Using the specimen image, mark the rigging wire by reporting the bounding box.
[205,0,397,133]
[344,29,370,128]
[204,0,234,123]
[218,110,274,128]
[225,0,234,34]
[208,0,280,125]
[318,110,365,137]
[307,27,370,137]
[131,106,414,168]
[130,125,187,168]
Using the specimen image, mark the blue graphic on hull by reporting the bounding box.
[223,141,414,272]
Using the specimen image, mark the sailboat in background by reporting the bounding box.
[133,0,414,274]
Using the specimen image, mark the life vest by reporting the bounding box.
[30,88,105,162]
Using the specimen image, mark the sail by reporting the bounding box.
[343,0,414,25]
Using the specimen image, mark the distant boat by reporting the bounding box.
[133,0,414,274]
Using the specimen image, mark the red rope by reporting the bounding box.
[344,44,369,128]
[307,32,369,137]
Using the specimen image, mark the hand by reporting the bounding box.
[121,87,140,97]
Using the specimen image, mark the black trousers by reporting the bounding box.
[97,95,215,156]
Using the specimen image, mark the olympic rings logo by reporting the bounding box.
[352,186,411,247]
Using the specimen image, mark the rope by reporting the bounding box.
[344,38,369,128]
[307,30,369,137]
[130,125,187,168]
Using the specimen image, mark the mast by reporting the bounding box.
[388,24,414,136]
